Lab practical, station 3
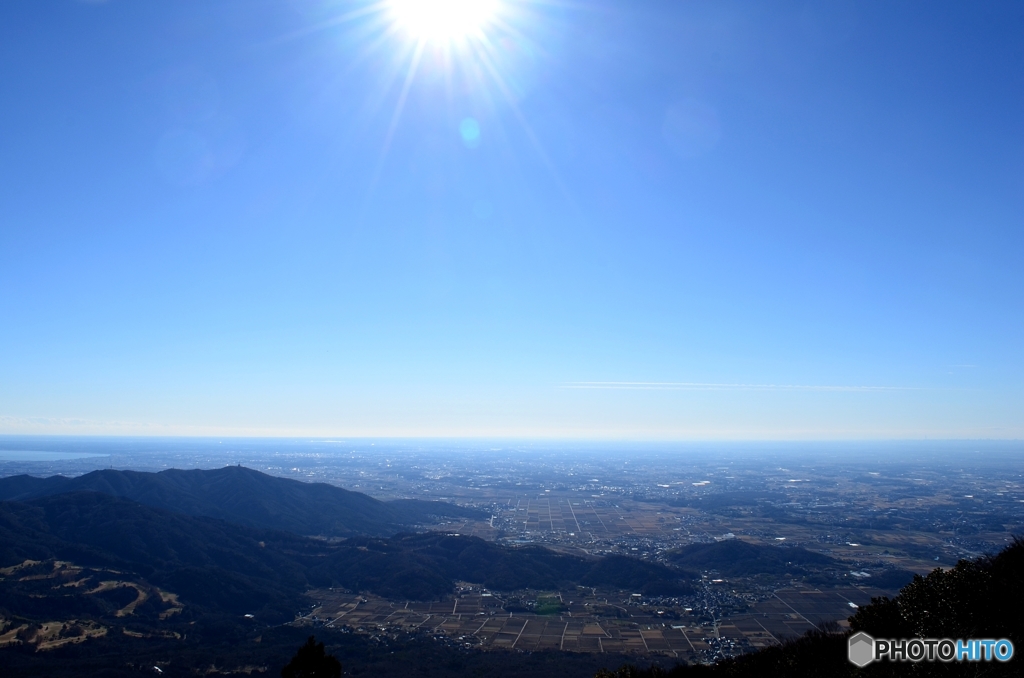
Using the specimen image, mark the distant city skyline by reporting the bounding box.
[1,1,1022,439]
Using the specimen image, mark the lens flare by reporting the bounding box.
[459,117,481,147]
[388,0,500,42]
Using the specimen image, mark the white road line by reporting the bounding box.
[510,618,529,649]
[773,593,815,627]
[565,499,583,534]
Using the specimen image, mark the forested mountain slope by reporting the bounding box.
[0,466,483,537]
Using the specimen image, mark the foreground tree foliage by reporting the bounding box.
[281,635,342,678]
[597,538,1024,677]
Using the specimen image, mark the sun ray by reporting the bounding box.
[285,0,574,210]
[471,33,575,207]
[257,2,391,49]
[365,38,427,198]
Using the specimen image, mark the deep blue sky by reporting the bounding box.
[1,0,1022,438]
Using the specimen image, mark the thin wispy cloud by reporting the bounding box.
[561,382,920,392]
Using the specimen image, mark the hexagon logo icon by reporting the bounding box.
[848,631,875,667]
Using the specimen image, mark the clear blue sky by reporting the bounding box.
[1,1,1022,439]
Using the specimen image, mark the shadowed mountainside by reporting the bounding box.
[666,539,838,577]
[313,533,696,600]
[0,466,484,537]
[666,539,914,589]
[0,492,321,621]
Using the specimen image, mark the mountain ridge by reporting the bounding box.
[0,466,483,537]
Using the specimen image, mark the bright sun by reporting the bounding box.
[388,0,500,43]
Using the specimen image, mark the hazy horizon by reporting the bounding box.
[2,426,1024,442]
[2,434,1020,452]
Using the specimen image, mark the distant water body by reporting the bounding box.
[0,450,109,461]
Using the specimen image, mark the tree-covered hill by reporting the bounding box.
[313,533,696,599]
[0,492,321,621]
[666,539,839,577]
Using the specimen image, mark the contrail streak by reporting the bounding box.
[561,382,919,392]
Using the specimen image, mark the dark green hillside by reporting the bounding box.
[384,533,588,591]
[0,466,479,537]
[665,539,914,589]
[0,473,73,500]
[666,539,837,577]
[312,533,696,599]
[582,555,696,596]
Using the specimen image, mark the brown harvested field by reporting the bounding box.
[302,581,890,662]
